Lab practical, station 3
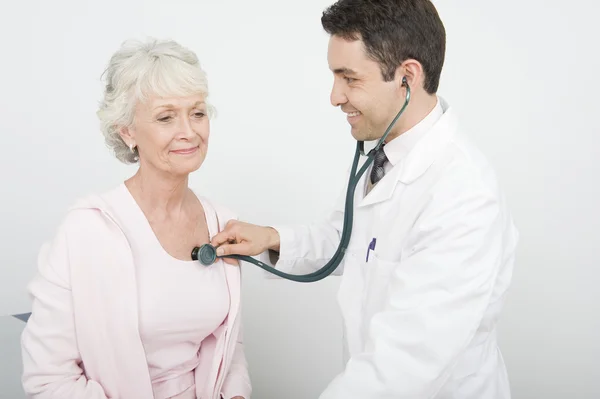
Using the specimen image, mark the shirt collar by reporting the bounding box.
[384,96,444,167]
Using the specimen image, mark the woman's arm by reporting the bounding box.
[21,212,109,399]
[209,200,252,399]
[220,323,252,399]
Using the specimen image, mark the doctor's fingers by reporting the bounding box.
[211,220,242,246]
[216,241,254,257]
[211,220,265,247]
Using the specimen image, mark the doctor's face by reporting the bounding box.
[327,35,405,142]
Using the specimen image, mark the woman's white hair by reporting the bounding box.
[97,37,216,164]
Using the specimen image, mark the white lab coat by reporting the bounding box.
[272,97,519,399]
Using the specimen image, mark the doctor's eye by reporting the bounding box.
[344,76,356,84]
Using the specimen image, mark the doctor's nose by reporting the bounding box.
[330,83,348,107]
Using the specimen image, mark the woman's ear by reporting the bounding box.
[119,126,135,148]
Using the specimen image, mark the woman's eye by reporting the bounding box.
[193,111,205,118]
[158,115,172,122]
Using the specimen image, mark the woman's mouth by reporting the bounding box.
[171,146,199,155]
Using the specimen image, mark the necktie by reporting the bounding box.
[370,145,388,185]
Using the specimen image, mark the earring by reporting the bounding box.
[129,143,139,161]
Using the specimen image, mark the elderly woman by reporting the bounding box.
[20,38,251,399]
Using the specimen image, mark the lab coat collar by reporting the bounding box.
[384,96,444,169]
[358,96,457,207]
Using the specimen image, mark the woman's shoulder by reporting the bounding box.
[56,184,128,238]
[36,185,131,284]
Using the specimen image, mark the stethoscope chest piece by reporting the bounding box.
[191,244,217,266]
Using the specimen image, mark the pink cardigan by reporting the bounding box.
[20,188,252,399]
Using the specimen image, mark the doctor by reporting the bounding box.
[212,0,519,398]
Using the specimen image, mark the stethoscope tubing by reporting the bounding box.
[192,78,411,282]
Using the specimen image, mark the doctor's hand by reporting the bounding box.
[211,220,280,261]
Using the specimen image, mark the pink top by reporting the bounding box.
[114,185,231,398]
[21,183,252,399]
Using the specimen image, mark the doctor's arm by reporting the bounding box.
[319,178,508,399]
[212,182,347,276]
[20,216,108,399]
[268,193,346,275]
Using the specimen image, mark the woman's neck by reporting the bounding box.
[125,166,191,219]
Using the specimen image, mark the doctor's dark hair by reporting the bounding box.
[321,0,446,94]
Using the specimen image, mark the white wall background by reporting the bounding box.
[0,0,598,398]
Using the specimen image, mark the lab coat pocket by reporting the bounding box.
[363,253,399,321]
[337,251,366,355]
[337,251,365,319]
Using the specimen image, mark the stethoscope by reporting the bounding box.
[191,77,411,282]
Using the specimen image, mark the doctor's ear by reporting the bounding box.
[397,59,424,90]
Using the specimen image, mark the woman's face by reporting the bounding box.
[121,93,210,177]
